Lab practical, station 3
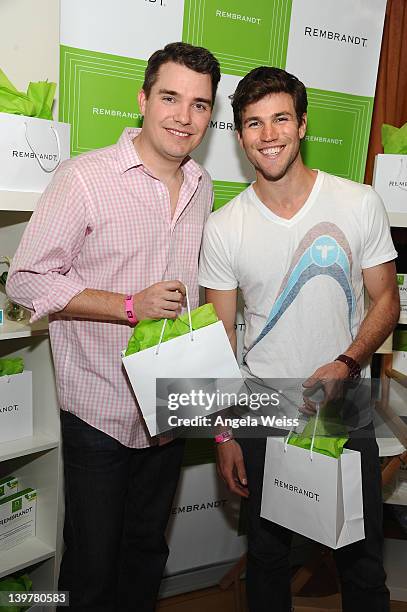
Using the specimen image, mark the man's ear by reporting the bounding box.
[299,113,307,140]
[237,131,244,150]
[138,89,147,116]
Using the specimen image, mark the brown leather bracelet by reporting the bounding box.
[335,354,361,379]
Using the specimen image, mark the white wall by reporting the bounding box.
[1,0,59,101]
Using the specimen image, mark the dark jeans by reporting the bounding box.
[239,424,390,612]
[58,411,185,611]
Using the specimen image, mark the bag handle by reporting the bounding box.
[309,404,320,461]
[395,157,407,192]
[284,403,321,462]
[155,286,193,356]
[284,412,300,452]
[24,121,61,173]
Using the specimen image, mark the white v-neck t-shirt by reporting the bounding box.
[199,171,397,384]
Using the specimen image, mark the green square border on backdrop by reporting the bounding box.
[60,45,145,156]
[303,89,374,183]
[182,0,292,76]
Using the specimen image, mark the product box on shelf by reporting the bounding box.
[0,112,70,193]
[0,488,37,551]
[373,154,407,214]
[0,371,32,444]
[0,476,18,499]
[397,273,407,322]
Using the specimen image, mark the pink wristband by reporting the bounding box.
[215,431,233,444]
[124,295,137,325]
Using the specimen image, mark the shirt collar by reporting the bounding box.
[116,127,203,180]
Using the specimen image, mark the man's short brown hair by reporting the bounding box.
[142,42,221,106]
[231,67,308,133]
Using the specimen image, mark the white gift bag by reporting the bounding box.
[122,295,242,437]
[261,412,364,549]
[373,154,407,214]
[0,371,33,443]
[0,112,70,193]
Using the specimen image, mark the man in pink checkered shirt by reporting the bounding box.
[7,42,220,611]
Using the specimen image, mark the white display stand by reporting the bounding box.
[0,307,61,593]
[0,0,62,606]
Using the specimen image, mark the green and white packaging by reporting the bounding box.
[397,274,407,321]
[0,476,18,499]
[0,488,37,551]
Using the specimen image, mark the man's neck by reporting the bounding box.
[133,133,183,184]
[254,161,317,220]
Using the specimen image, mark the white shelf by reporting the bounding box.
[0,317,48,340]
[0,433,59,462]
[0,536,55,578]
[0,191,40,212]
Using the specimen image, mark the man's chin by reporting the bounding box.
[163,142,199,161]
[164,148,192,162]
[257,166,287,182]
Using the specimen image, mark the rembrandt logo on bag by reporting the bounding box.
[172,498,227,515]
[273,478,320,502]
[12,150,58,162]
[0,403,19,414]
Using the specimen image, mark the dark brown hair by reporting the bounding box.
[231,67,307,133]
[142,42,221,105]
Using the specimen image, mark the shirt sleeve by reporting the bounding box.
[360,187,398,269]
[198,213,238,290]
[6,162,89,322]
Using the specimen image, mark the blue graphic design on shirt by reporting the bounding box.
[245,226,356,359]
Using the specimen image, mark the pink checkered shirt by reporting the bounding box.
[7,128,213,448]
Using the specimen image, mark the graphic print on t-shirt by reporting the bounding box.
[246,222,356,357]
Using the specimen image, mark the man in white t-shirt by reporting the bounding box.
[199,67,400,612]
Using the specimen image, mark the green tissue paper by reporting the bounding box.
[381,122,407,155]
[287,407,348,459]
[125,303,218,356]
[0,357,24,377]
[0,68,56,120]
[0,573,32,611]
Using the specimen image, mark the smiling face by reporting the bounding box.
[237,92,307,183]
[138,61,213,164]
